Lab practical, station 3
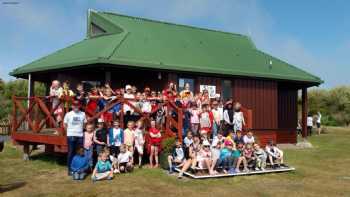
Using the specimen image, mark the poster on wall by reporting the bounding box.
[199,85,216,98]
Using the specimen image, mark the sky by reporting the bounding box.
[0,0,349,88]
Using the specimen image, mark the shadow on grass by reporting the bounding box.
[0,181,26,193]
[30,152,67,166]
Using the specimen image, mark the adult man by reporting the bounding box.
[64,100,87,175]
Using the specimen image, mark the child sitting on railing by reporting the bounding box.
[49,80,63,125]
[98,88,119,124]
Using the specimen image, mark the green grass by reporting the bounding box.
[1,127,350,197]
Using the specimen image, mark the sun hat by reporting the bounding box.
[125,85,132,90]
[202,140,211,147]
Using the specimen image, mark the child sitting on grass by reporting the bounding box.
[91,151,113,182]
[116,144,134,173]
[149,120,162,168]
[253,143,267,171]
[167,140,186,174]
[70,147,89,180]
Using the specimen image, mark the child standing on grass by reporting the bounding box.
[70,147,89,180]
[91,152,113,182]
[108,120,124,160]
[124,121,135,153]
[83,123,95,170]
[149,120,162,168]
[134,120,145,168]
[94,119,109,154]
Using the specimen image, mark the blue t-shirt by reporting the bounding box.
[219,148,233,160]
[96,160,112,173]
[70,155,89,172]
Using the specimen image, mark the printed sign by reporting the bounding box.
[200,85,216,98]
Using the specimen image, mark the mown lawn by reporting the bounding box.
[1,127,350,197]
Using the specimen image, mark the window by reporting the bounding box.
[178,78,195,92]
[221,80,232,100]
[90,23,106,37]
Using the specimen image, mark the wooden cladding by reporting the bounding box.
[278,85,298,129]
[233,78,278,129]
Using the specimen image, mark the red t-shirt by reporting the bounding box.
[149,127,161,145]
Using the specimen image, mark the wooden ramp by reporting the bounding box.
[174,166,295,179]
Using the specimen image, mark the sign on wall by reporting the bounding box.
[200,85,216,98]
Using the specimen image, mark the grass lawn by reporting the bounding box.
[1,127,350,197]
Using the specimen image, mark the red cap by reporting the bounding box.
[72,100,81,107]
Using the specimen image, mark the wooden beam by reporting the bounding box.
[301,88,308,138]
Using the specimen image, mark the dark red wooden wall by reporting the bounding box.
[233,78,278,130]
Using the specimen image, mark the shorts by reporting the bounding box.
[316,123,321,128]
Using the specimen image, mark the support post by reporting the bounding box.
[105,71,111,85]
[301,87,308,138]
[27,74,34,131]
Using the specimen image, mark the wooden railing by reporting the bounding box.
[11,96,183,140]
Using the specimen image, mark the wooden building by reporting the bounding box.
[10,10,322,151]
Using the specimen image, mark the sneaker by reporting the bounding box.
[107,176,113,180]
[243,168,249,173]
[177,173,183,179]
[228,168,235,174]
[254,167,260,171]
[235,168,240,173]
[67,171,73,176]
[113,169,120,174]
[261,167,265,171]
[168,169,174,174]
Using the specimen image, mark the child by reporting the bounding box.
[195,140,212,173]
[233,102,245,133]
[91,151,113,181]
[49,80,63,124]
[83,123,95,170]
[98,88,119,124]
[210,141,222,175]
[235,142,249,173]
[253,143,267,171]
[108,120,124,159]
[218,140,235,174]
[123,121,135,153]
[243,131,255,144]
[199,103,213,136]
[94,119,109,154]
[74,83,87,106]
[183,131,194,148]
[116,144,133,173]
[211,100,223,137]
[233,130,244,145]
[140,93,152,113]
[167,140,186,174]
[123,85,135,123]
[190,103,200,135]
[243,143,254,169]
[149,120,162,168]
[212,131,225,148]
[265,141,284,168]
[70,147,89,180]
[134,120,145,168]
[86,87,100,116]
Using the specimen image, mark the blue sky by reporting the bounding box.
[0,0,349,88]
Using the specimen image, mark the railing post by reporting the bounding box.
[120,101,124,129]
[11,96,17,134]
[177,106,183,143]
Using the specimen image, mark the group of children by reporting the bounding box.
[53,80,286,180]
[169,130,285,179]
[70,119,162,181]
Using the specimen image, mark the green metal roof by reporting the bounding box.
[10,10,323,84]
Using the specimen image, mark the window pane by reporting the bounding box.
[222,80,232,100]
[178,78,194,92]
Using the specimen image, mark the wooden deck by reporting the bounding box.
[175,166,295,179]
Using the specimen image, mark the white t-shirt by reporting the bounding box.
[118,151,132,163]
[243,135,255,144]
[184,137,193,147]
[63,111,87,137]
[112,128,123,146]
[307,116,313,127]
[317,113,322,124]
[175,148,184,161]
[233,111,244,124]
[124,93,135,113]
